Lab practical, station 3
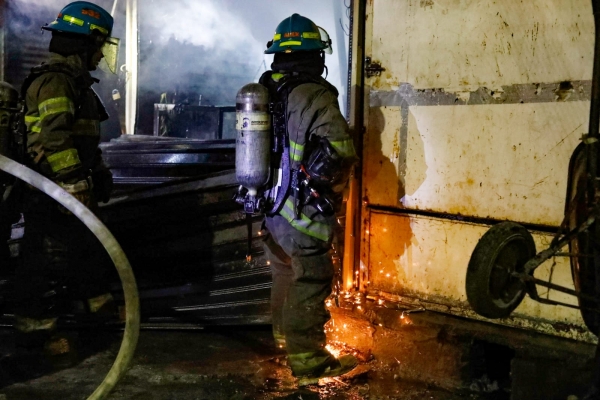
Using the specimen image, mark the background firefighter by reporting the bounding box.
[7,1,120,372]
[259,14,359,384]
[0,82,21,268]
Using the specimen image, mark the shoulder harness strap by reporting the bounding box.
[258,71,339,216]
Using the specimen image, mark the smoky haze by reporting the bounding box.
[5,0,350,136]
[139,0,350,108]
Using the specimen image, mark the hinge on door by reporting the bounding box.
[365,56,386,78]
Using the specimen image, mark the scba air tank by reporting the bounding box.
[235,83,271,200]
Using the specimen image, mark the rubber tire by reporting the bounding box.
[566,143,600,336]
[466,221,536,319]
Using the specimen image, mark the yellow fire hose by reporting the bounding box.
[0,154,140,400]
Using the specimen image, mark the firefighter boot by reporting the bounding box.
[13,316,78,370]
[288,349,358,386]
[42,332,79,369]
[1,329,53,384]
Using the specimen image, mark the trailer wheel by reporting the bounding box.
[566,143,600,336]
[466,222,536,319]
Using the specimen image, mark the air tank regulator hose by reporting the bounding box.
[0,154,140,400]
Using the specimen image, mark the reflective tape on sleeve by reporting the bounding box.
[46,148,81,173]
[290,140,304,162]
[25,115,41,133]
[330,138,357,158]
[39,97,75,120]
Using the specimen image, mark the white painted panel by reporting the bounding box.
[370,0,594,91]
[365,102,588,226]
[367,212,589,339]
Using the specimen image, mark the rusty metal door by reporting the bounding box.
[358,0,596,341]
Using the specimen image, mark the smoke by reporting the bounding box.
[138,0,265,105]
[6,0,351,124]
[138,0,350,111]
[141,1,262,53]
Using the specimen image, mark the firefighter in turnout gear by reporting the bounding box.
[260,14,358,384]
[0,82,21,285]
[6,1,120,374]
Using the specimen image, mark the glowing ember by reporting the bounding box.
[325,344,342,358]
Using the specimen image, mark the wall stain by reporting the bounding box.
[420,0,434,9]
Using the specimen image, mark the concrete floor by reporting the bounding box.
[0,308,597,400]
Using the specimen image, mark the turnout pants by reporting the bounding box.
[13,189,111,322]
[262,214,334,355]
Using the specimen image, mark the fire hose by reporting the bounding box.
[0,154,140,400]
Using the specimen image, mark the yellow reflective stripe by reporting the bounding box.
[273,33,281,41]
[280,41,302,47]
[88,293,114,313]
[39,97,75,120]
[280,199,331,241]
[63,14,84,26]
[290,140,304,162]
[272,73,285,82]
[46,148,81,172]
[72,119,100,136]
[302,32,320,39]
[90,24,108,35]
[14,316,58,333]
[25,115,42,133]
[330,138,356,158]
